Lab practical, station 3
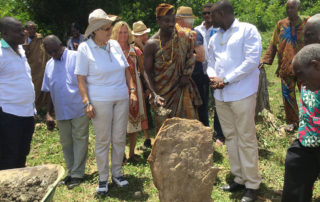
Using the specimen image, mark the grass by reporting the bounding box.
[26,30,320,201]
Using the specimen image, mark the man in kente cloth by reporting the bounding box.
[144,3,202,131]
[24,21,50,114]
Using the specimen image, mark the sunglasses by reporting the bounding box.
[99,26,112,32]
[202,12,211,15]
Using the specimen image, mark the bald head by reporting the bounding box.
[43,35,64,60]
[286,0,300,8]
[0,17,25,47]
[304,14,320,45]
[293,44,320,91]
[213,0,234,15]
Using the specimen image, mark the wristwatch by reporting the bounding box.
[223,78,229,85]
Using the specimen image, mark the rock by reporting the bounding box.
[148,118,219,202]
[134,191,142,197]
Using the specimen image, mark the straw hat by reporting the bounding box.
[132,21,151,36]
[176,6,196,18]
[84,8,118,38]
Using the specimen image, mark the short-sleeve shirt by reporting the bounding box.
[0,39,35,117]
[75,39,129,101]
[297,86,320,147]
[41,49,84,121]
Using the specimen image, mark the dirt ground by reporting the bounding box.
[0,165,59,202]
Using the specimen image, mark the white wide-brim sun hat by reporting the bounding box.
[84,8,118,38]
[132,21,151,36]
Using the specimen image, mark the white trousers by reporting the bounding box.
[216,93,261,189]
[91,99,129,182]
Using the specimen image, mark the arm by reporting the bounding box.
[195,45,205,63]
[224,26,262,84]
[143,39,165,106]
[77,75,95,118]
[261,24,279,67]
[45,94,55,131]
[125,68,138,109]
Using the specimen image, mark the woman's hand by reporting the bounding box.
[84,103,95,119]
[129,92,138,111]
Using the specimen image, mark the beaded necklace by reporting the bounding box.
[158,34,174,64]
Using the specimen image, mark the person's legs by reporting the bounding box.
[70,115,89,178]
[56,120,74,176]
[282,140,320,202]
[128,132,138,159]
[111,99,129,178]
[231,94,261,190]
[195,74,210,126]
[281,76,299,127]
[0,109,34,170]
[91,101,113,182]
[216,99,243,185]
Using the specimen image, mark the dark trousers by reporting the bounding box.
[282,139,320,202]
[192,71,210,126]
[0,108,34,170]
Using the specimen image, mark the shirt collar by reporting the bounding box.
[0,39,10,48]
[201,21,214,31]
[53,48,67,61]
[219,18,239,33]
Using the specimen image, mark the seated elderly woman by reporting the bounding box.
[74,9,137,195]
[111,21,149,163]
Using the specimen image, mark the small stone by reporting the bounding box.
[134,191,142,197]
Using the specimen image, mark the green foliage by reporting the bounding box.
[0,0,31,23]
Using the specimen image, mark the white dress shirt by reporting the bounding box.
[207,19,262,102]
[75,39,129,102]
[0,39,35,117]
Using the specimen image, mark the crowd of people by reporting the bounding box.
[0,0,319,201]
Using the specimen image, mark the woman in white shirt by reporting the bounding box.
[75,9,137,195]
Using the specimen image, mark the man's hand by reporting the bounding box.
[179,75,190,88]
[46,112,56,131]
[258,62,264,70]
[209,77,225,89]
[149,93,166,107]
[84,103,95,119]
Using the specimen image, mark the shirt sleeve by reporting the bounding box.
[206,38,217,77]
[74,43,89,76]
[224,25,261,83]
[195,30,204,46]
[262,23,279,65]
[41,64,50,92]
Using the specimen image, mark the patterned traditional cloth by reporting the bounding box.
[153,24,202,130]
[126,45,148,133]
[156,3,174,17]
[297,86,320,148]
[24,33,50,112]
[262,16,309,125]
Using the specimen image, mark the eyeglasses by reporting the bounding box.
[202,12,211,15]
[99,26,112,32]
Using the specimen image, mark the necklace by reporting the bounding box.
[219,27,235,46]
[158,34,174,64]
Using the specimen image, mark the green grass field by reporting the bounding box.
[26,31,320,201]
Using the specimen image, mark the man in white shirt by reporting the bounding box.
[0,17,35,170]
[207,1,262,201]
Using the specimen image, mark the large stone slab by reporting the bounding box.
[148,118,219,202]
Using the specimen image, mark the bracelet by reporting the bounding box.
[82,101,92,109]
[129,87,136,91]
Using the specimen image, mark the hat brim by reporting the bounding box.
[132,28,151,36]
[176,14,196,19]
[84,16,118,39]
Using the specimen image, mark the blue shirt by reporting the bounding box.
[41,49,84,120]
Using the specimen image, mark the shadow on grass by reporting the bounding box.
[221,172,282,201]
[259,148,273,160]
[94,174,150,201]
[213,150,224,164]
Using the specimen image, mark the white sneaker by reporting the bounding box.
[112,176,129,187]
[96,181,108,194]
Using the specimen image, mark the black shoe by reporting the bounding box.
[221,182,245,192]
[67,177,83,189]
[58,175,71,186]
[144,139,152,148]
[241,189,259,202]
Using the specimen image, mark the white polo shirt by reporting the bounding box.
[0,39,35,117]
[207,19,262,102]
[75,39,129,101]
